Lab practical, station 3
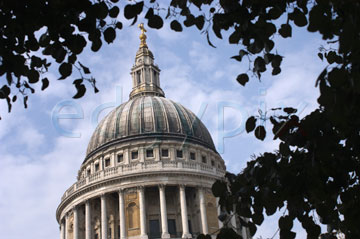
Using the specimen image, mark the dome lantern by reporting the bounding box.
[129,23,165,99]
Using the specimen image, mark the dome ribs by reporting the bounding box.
[103,108,117,143]
[118,100,131,138]
[186,110,203,139]
[113,102,126,139]
[143,96,154,132]
[153,97,168,132]
[85,97,217,157]
[129,97,142,135]
[162,98,181,133]
[171,100,193,137]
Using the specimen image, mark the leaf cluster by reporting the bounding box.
[0,0,123,118]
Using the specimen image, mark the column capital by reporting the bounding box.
[158,184,167,189]
[137,185,145,191]
[179,184,186,190]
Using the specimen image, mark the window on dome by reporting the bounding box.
[105,158,110,167]
[117,154,123,163]
[161,149,169,157]
[95,163,99,172]
[211,160,215,166]
[87,168,91,176]
[190,152,196,160]
[202,156,207,164]
[146,149,154,158]
[176,150,183,158]
[131,151,138,160]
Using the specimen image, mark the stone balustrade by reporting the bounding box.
[61,160,225,201]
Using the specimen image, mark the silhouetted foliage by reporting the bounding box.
[1,1,359,238]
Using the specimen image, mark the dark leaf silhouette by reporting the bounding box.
[41,78,49,91]
[170,20,182,32]
[59,63,72,79]
[73,83,86,99]
[254,125,266,141]
[236,73,249,86]
[245,116,257,133]
[109,6,120,18]
[148,15,163,29]
[104,27,116,44]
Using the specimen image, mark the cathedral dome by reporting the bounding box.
[56,25,238,239]
[86,96,216,159]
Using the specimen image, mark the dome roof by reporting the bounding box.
[86,96,216,158]
[85,30,217,161]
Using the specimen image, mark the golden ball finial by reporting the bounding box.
[138,23,147,47]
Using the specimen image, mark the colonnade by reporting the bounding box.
[59,185,212,239]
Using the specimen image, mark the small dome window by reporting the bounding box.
[131,151,138,160]
[104,158,110,167]
[146,149,154,158]
[176,150,183,158]
[190,152,196,160]
[117,154,123,163]
[161,149,169,158]
[202,156,207,164]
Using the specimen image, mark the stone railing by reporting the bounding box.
[61,160,225,201]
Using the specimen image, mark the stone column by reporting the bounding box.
[168,146,173,160]
[198,188,208,235]
[155,145,160,161]
[73,207,79,239]
[60,219,65,239]
[111,152,115,166]
[64,214,68,239]
[216,198,223,229]
[118,190,126,239]
[159,185,170,239]
[139,187,148,239]
[101,194,108,239]
[85,200,91,239]
[179,185,191,238]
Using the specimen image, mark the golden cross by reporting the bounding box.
[138,23,147,47]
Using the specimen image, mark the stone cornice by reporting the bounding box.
[56,163,224,222]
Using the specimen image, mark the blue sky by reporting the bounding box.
[0,14,327,239]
